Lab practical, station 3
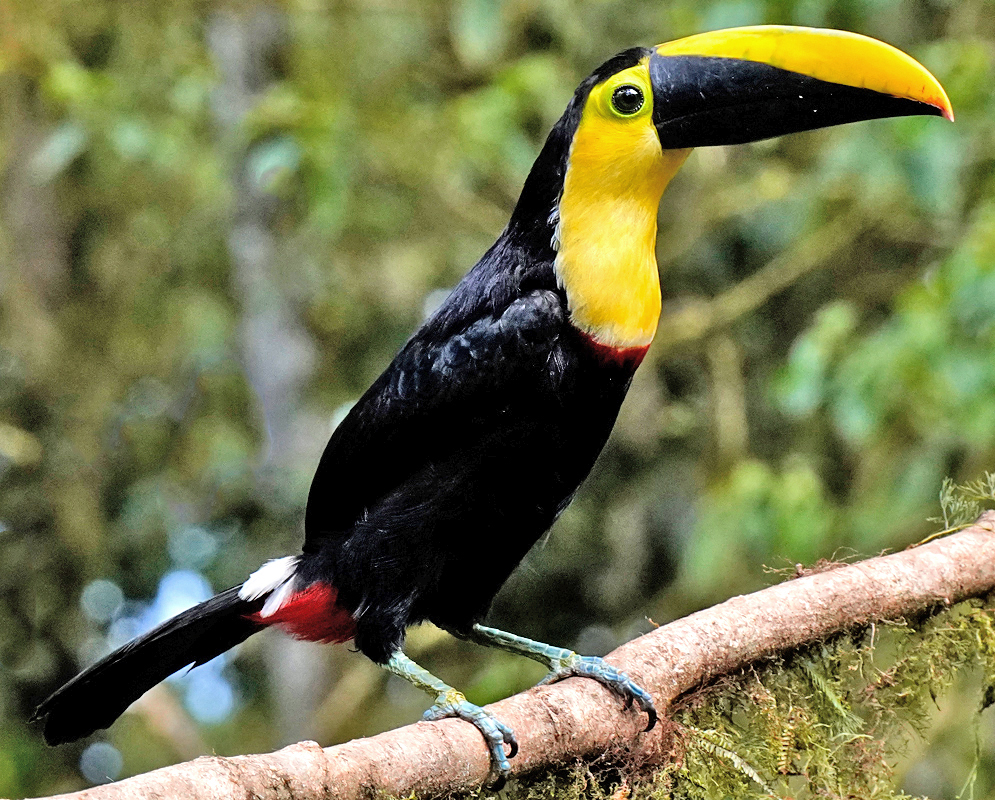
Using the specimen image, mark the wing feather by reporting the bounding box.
[304,288,566,545]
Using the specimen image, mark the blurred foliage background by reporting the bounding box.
[1,0,994,796]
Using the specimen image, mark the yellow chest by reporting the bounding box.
[554,113,689,349]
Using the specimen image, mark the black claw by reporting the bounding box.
[488,773,508,791]
[644,706,658,732]
[423,694,517,781]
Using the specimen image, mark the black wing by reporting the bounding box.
[303,286,567,546]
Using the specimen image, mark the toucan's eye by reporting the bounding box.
[610,84,644,115]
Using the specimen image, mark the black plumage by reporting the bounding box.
[298,49,655,662]
[36,589,263,745]
[304,286,641,663]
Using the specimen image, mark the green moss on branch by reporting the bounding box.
[496,599,995,800]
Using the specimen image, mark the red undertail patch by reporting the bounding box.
[248,582,356,644]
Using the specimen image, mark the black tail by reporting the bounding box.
[33,586,264,744]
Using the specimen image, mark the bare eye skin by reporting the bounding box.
[611,84,644,115]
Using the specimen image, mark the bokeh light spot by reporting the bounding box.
[80,579,125,624]
[79,742,123,785]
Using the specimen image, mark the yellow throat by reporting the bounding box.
[554,60,690,350]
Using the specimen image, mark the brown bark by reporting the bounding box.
[33,512,995,800]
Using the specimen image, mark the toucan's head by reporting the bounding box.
[513,26,952,352]
[616,25,951,150]
[515,25,952,237]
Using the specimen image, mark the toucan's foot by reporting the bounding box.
[423,689,519,785]
[538,653,657,731]
[470,625,658,733]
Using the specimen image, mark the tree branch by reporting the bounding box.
[34,513,995,800]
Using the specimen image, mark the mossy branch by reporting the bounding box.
[921,473,995,542]
[31,512,995,800]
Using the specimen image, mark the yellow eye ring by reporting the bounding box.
[610,85,645,115]
[597,66,653,120]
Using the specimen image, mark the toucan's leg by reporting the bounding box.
[382,650,518,781]
[470,624,657,731]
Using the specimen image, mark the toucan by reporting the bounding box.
[34,25,952,780]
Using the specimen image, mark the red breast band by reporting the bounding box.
[577,330,650,368]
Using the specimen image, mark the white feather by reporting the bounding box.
[239,556,299,617]
[548,202,561,252]
[260,580,297,617]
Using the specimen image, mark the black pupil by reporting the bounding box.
[611,85,644,115]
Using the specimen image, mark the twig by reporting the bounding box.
[30,512,995,800]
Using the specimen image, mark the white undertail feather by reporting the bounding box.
[239,556,299,618]
[548,202,561,252]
